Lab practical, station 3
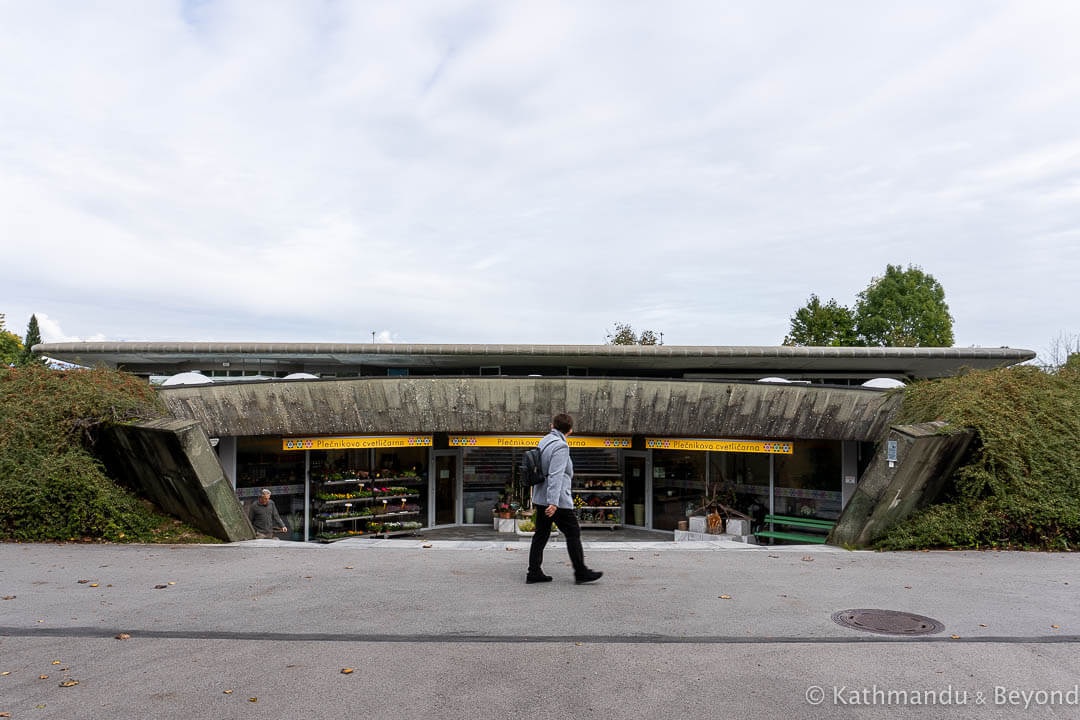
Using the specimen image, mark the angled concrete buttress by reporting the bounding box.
[96,419,255,542]
[830,422,975,548]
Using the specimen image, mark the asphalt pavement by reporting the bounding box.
[1,540,1078,719]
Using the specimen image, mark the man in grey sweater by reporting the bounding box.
[526,413,603,585]
[248,489,287,539]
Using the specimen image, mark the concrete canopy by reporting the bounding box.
[160,376,902,442]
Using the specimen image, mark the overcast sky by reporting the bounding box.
[2,1,1078,356]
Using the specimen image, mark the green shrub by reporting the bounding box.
[0,365,212,542]
[876,364,1080,550]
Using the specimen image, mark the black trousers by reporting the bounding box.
[528,507,586,575]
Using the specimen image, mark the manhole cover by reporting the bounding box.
[831,609,945,636]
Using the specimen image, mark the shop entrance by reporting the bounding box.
[622,452,648,527]
[433,451,460,526]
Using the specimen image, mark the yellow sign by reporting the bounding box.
[449,435,631,449]
[282,435,432,451]
[645,438,793,454]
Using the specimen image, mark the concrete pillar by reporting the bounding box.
[841,440,859,509]
[216,436,237,489]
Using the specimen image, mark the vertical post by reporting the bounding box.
[457,450,464,525]
[644,449,653,529]
[704,451,711,504]
[428,450,435,528]
[841,441,858,510]
[217,437,238,489]
[768,453,775,528]
[304,450,311,542]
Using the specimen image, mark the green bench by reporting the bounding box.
[756,514,836,544]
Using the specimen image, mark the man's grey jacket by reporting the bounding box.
[531,428,574,509]
[247,499,284,533]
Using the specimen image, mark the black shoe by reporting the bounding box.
[526,572,553,584]
[575,569,603,585]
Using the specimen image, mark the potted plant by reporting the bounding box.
[515,517,558,537]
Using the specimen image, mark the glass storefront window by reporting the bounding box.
[310,446,429,539]
[709,452,771,528]
[236,437,307,540]
[774,440,843,520]
[651,450,706,531]
[462,447,521,524]
[571,448,622,527]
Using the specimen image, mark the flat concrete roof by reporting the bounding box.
[35,341,1035,379]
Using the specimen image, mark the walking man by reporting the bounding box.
[527,413,603,585]
[248,489,287,540]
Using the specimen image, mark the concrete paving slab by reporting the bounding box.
[1,543,1077,719]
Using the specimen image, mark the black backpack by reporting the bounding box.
[520,442,554,486]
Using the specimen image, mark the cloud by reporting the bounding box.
[1,1,1079,352]
[33,314,106,344]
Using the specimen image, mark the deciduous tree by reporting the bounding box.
[0,313,24,366]
[605,322,662,345]
[782,294,858,346]
[853,265,954,347]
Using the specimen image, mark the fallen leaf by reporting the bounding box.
[89,584,99,588]
[115,633,131,640]
[248,698,258,703]
[60,668,68,671]
[1,596,14,601]
[719,595,732,600]
[1,712,11,717]
[574,642,582,646]
[344,566,354,570]
[340,668,354,674]
[951,635,960,639]
[77,580,89,584]
[59,680,79,688]
[167,582,176,586]
[1052,625,1060,629]
[979,624,987,628]
[904,586,912,589]
[223,690,233,694]
[154,585,167,589]
[1,671,10,675]
[52,661,60,665]
[304,576,313,579]
[39,675,49,680]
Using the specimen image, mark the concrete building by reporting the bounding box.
[38,342,1034,543]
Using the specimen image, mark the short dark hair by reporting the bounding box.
[552,413,574,434]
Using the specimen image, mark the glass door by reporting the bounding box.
[433,451,459,526]
[622,452,648,527]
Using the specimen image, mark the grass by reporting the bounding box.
[0,364,217,543]
[875,363,1080,550]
